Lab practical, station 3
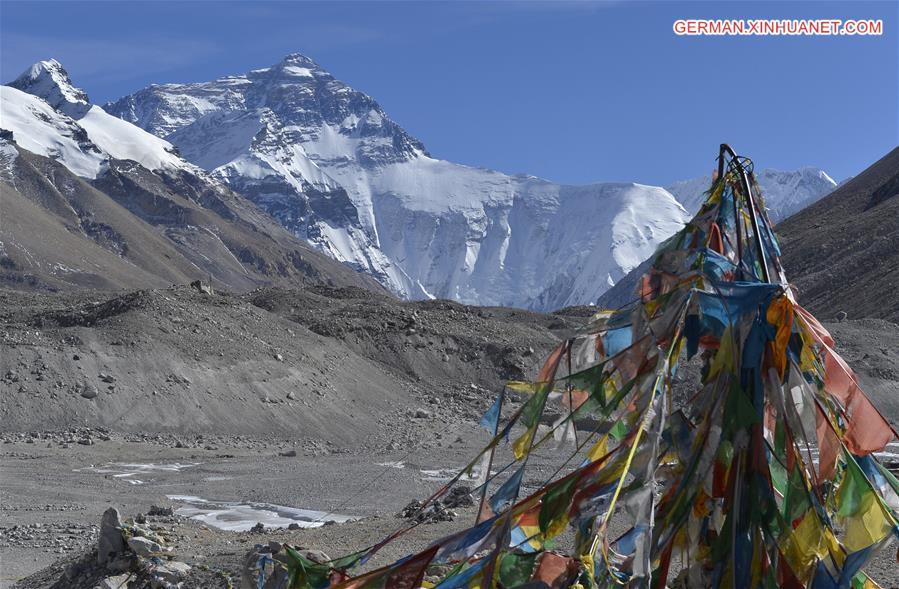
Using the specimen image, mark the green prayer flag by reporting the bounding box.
[539,473,579,534]
[499,552,539,586]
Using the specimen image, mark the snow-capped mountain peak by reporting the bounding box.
[270,52,325,75]
[5,60,200,176]
[0,85,107,178]
[8,58,90,116]
[666,167,836,222]
[754,167,837,219]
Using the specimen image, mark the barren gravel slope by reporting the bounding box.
[777,146,899,322]
[1,145,384,294]
[0,285,574,443]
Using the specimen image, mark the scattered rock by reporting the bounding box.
[413,408,432,419]
[190,280,214,295]
[166,373,191,386]
[147,505,174,517]
[442,485,475,509]
[79,384,99,399]
[398,500,456,523]
[274,353,284,361]
[249,522,266,534]
[286,391,298,400]
[836,311,848,322]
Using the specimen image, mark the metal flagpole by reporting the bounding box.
[719,143,771,284]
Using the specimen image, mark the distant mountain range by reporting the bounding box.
[0,61,381,293]
[2,56,837,308]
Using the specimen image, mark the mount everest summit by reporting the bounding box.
[3,55,837,309]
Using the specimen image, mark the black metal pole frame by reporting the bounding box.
[716,143,771,284]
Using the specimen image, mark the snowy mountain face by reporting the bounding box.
[0,86,107,178]
[667,168,837,222]
[105,54,692,309]
[1,60,381,293]
[3,59,202,178]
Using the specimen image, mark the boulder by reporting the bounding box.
[294,548,330,564]
[98,508,125,564]
[127,535,165,557]
[240,549,289,589]
[97,573,133,588]
[151,560,191,585]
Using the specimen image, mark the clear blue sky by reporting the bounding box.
[1,1,896,186]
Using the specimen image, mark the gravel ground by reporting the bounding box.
[2,286,897,587]
[1,423,585,588]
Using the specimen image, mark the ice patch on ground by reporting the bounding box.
[166,495,357,531]
[794,442,899,469]
[75,462,200,485]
